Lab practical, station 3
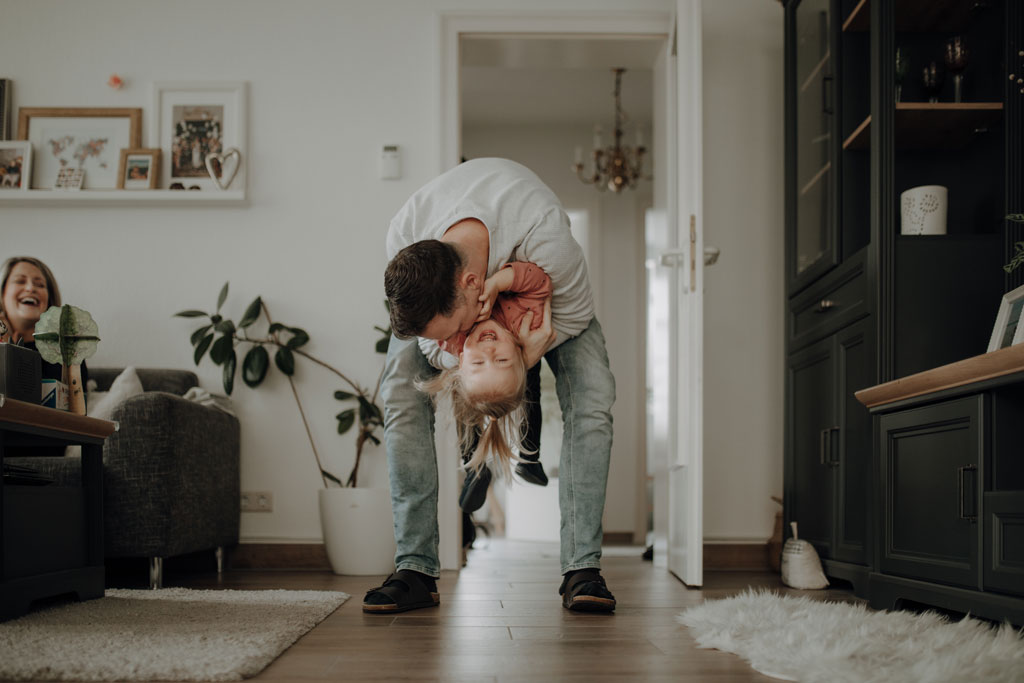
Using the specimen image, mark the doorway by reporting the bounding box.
[454,30,665,552]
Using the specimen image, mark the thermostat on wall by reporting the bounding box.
[380,145,401,180]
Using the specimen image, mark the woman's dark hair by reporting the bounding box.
[384,240,463,338]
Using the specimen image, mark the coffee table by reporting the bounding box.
[0,395,116,620]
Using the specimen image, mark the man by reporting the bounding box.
[363,158,616,613]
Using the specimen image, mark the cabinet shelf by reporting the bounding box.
[800,50,830,94]
[842,103,1004,150]
[841,0,989,33]
[0,189,247,207]
[800,161,831,196]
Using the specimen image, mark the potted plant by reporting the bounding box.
[1005,214,1024,275]
[176,283,395,574]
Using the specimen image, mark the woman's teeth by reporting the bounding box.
[20,297,39,306]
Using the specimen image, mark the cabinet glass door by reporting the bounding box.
[791,0,836,289]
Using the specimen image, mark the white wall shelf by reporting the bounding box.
[0,189,247,207]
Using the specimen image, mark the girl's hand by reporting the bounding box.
[517,298,556,368]
[476,266,516,322]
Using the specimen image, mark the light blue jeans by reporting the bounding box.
[380,318,616,577]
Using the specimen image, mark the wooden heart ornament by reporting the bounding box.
[205,148,241,190]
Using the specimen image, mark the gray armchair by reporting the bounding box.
[9,368,240,588]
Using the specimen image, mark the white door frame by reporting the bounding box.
[439,9,676,573]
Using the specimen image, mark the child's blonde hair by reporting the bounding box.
[417,353,532,479]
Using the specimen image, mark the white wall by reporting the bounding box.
[463,123,650,536]
[0,0,673,545]
[701,0,785,543]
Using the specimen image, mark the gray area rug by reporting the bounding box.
[0,588,349,681]
[679,589,1024,683]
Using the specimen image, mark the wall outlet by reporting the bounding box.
[240,491,273,512]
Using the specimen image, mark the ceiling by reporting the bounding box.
[460,36,663,126]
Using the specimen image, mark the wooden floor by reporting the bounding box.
[158,539,860,682]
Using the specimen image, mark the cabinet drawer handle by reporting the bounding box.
[958,465,978,522]
[815,299,835,313]
[828,426,840,467]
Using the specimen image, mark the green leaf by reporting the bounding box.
[373,326,389,335]
[1007,214,1024,223]
[214,319,236,335]
[210,314,222,325]
[216,282,229,313]
[194,333,214,366]
[210,334,233,365]
[1003,241,1024,274]
[268,322,285,334]
[275,347,295,376]
[239,297,263,329]
[337,409,356,434]
[367,433,381,446]
[222,350,237,395]
[375,336,390,354]
[384,299,390,313]
[286,327,310,349]
[242,346,270,388]
[175,310,208,318]
[334,390,355,401]
[358,396,382,424]
[190,324,213,346]
[321,469,343,486]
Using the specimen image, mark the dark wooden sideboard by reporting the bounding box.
[0,396,116,620]
[856,344,1024,625]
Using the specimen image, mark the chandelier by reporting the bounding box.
[572,68,650,193]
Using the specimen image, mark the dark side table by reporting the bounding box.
[0,395,116,621]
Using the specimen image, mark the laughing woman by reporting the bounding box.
[0,256,88,388]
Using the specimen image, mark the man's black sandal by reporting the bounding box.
[559,569,616,612]
[362,570,440,614]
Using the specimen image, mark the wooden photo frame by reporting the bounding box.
[153,82,246,191]
[17,107,142,189]
[987,283,1024,352]
[117,148,160,189]
[0,140,32,191]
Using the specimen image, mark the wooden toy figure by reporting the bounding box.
[33,305,100,415]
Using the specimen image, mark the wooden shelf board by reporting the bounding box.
[855,344,1024,409]
[842,0,870,32]
[800,50,830,94]
[0,396,117,441]
[843,115,872,150]
[841,104,1004,151]
[799,161,831,197]
[0,189,247,207]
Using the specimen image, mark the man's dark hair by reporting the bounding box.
[384,240,463,339]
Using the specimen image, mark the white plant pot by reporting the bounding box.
[318,487,395,575]
[900,185,948,235]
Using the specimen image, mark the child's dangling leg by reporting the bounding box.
[516,362,547,486]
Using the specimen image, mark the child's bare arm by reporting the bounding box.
[476,266,516,321]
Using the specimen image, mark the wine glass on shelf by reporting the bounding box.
[944,36,969,103]
[922,61,944,103]
[895,48,908,102]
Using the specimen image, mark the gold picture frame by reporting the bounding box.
[16,107,142,189]
[117,148,161,190]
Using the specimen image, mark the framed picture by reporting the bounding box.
[17,107,142,189]
[153,82,246,190]
[117,148,160,189]
[54,167,84,190]
[0,140,31,191]
[987,284,1024,352]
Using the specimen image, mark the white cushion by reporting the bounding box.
[87,367,144,421]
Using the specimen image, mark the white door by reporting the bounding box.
[647,0,704,586]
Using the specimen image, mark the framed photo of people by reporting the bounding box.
[153,82,247,191]
[0,140,31,191]
[17,107,142,189]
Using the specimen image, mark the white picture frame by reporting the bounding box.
[986,283,1024,352]
[0,140,31,191]
[153,82,247,191]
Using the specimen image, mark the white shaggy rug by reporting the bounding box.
[679,590,1024,683]
[0,588,349,681]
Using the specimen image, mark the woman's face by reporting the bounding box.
[2,261,50,337]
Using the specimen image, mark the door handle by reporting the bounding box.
[815,299,835,313]
[659,249,686,267]
[822,75,834,115]
[958,465,978,522]
[828,426,840,467]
